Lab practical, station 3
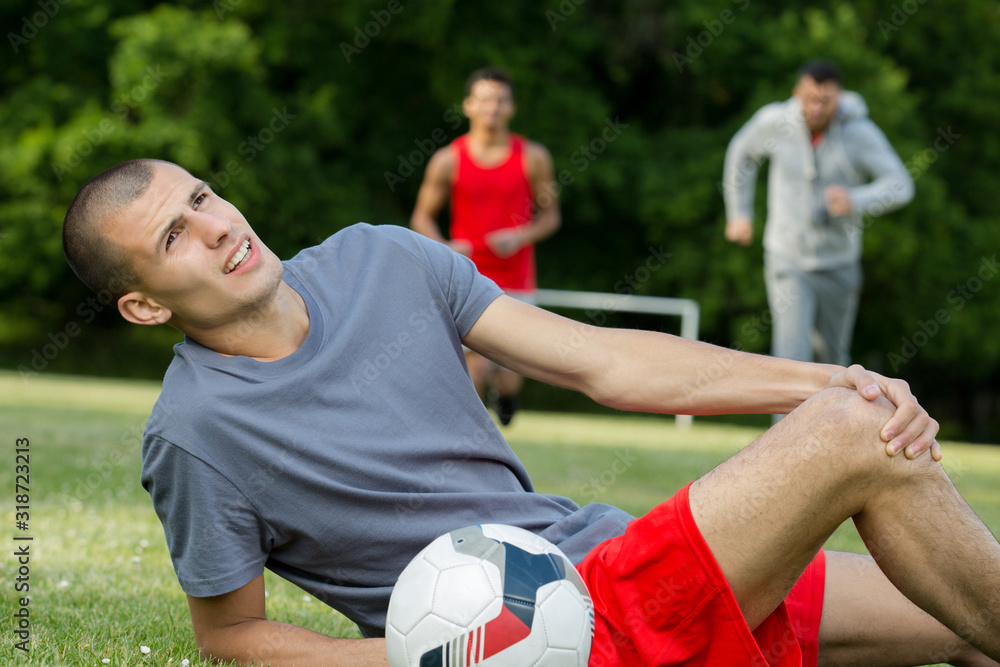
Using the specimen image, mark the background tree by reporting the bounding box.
[1,0,997,439]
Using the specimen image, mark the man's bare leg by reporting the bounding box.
[464,349,493,398]
[493,367,523,424]
[688,387,1000,660]
[819,552,1000,667]
[466,351,523,425]
[494,366,523,397]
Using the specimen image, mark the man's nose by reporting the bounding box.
[194,212,232,247]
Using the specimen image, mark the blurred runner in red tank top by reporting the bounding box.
[411,67,561,425]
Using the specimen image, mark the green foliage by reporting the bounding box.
[1,0,998,438]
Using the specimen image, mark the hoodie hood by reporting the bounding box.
[835,90,868,122]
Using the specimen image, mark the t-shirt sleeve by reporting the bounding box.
[381,224,504,337]
[142,435,270,597]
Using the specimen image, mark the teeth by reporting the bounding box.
[226,240,251,273]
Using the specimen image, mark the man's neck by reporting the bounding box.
[183,281,310,362]
[467,125,510,149]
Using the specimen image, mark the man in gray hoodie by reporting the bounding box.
[722,60,913,369]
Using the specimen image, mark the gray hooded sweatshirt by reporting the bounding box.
[722,91,914,271]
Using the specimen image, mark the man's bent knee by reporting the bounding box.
[794,387,892,435]
[793,388,941,489]
[782,388,898,469]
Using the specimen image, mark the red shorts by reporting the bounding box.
[577,482,825,667]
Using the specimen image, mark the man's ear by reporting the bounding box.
[118,291,172,326]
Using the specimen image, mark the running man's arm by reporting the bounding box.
[522,142,561,244]
[188,575,388,667]
[411,148,470,254]
[721,107,777,246]
[463,295,939,458]
[842,120,915,216]
[485,142,561,258]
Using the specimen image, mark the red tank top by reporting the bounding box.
[450,133,536,291]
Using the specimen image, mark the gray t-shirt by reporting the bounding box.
[141,223,632,636]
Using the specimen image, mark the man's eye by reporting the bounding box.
[193,193,207,209]
[166,231,179,250]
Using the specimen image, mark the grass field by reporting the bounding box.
[1,370,998,666]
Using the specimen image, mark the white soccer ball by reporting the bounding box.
[386,524,594,667]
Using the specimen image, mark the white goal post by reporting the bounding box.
[534,289,700,429]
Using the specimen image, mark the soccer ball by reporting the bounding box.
[386,524,594,667]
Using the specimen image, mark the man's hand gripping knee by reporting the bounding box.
[829,364,942,462]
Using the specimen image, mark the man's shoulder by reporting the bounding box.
[837,116,885,145]
[522,137,552,160]
[835,90,870,123]
[144,351,215,450]
[835,92,889,136]
[730,98,801,143]
[517,136,553,178]
[749,98,797,124]
[287,223,445,274]
[324,222,425,246]
[425,143,457,179]
[288,223,402,256]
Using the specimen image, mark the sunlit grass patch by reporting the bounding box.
[1,371,996,666]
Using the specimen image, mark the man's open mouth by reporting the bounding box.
[225,240,252,274]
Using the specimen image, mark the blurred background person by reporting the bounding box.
[722,60,913,376]
[411,67,561,425]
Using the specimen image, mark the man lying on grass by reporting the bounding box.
[62,159,1000,666]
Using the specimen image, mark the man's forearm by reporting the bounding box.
[848,170,914,217]
[198,619,388,667]
[521,206,560,245]
[579,327,840,416]
[721,134,763,221]
[847,122,915,216]
[466,297,838,417]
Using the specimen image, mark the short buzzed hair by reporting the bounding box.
[62,159,164,299]
[464,66,514,97]
[798,60,842,86]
